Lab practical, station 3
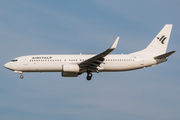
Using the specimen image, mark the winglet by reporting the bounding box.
[110,37,119,49]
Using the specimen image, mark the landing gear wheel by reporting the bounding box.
[86,72,92,81]
[20,75,24,79]
[88,73,92,77]
[86,77,90,80]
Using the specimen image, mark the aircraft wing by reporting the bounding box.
[79,37,119,70]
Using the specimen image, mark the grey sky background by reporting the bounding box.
[0,0,180,120]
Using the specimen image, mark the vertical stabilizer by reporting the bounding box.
[132,24,173,56]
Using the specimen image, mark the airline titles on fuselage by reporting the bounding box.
[32,56,52,59]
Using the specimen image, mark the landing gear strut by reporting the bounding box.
[86,71,92,80]
[20,74,24,79]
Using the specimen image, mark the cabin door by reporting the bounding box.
[23,57,28,65]
[140,57,144,65]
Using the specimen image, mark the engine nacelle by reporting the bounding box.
[62,64,80,72]
[62,64,80,77]
[62,72,79,77]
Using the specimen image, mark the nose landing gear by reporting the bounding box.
[86,71,92,81]
[14,71,24,79]
[20,74,24,79]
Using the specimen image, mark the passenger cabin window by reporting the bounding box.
[11,59,18,62]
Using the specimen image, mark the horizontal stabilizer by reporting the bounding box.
[154,51,176,59]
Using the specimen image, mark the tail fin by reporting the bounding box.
[132,24,173,56]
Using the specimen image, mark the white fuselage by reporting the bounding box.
[4,54,162,73]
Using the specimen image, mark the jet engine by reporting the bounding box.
[62,64,80,77]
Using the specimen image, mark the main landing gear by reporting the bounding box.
[86,71,92,81]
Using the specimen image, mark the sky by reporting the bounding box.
[0,0,180,120]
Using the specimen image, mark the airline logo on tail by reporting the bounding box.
[157,35,166,44]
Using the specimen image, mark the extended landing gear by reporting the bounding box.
[86,71,92,81]
[20,74,24,79]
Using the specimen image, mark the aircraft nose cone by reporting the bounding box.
[4,63,10,69]
[4,63,8,68]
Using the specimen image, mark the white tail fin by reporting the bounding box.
[132,24,173,56]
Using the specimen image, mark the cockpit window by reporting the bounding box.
[11,59,18,62]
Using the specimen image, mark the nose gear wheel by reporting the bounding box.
[20,74,24,79]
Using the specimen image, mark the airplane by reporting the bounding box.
[4,24,175,80]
